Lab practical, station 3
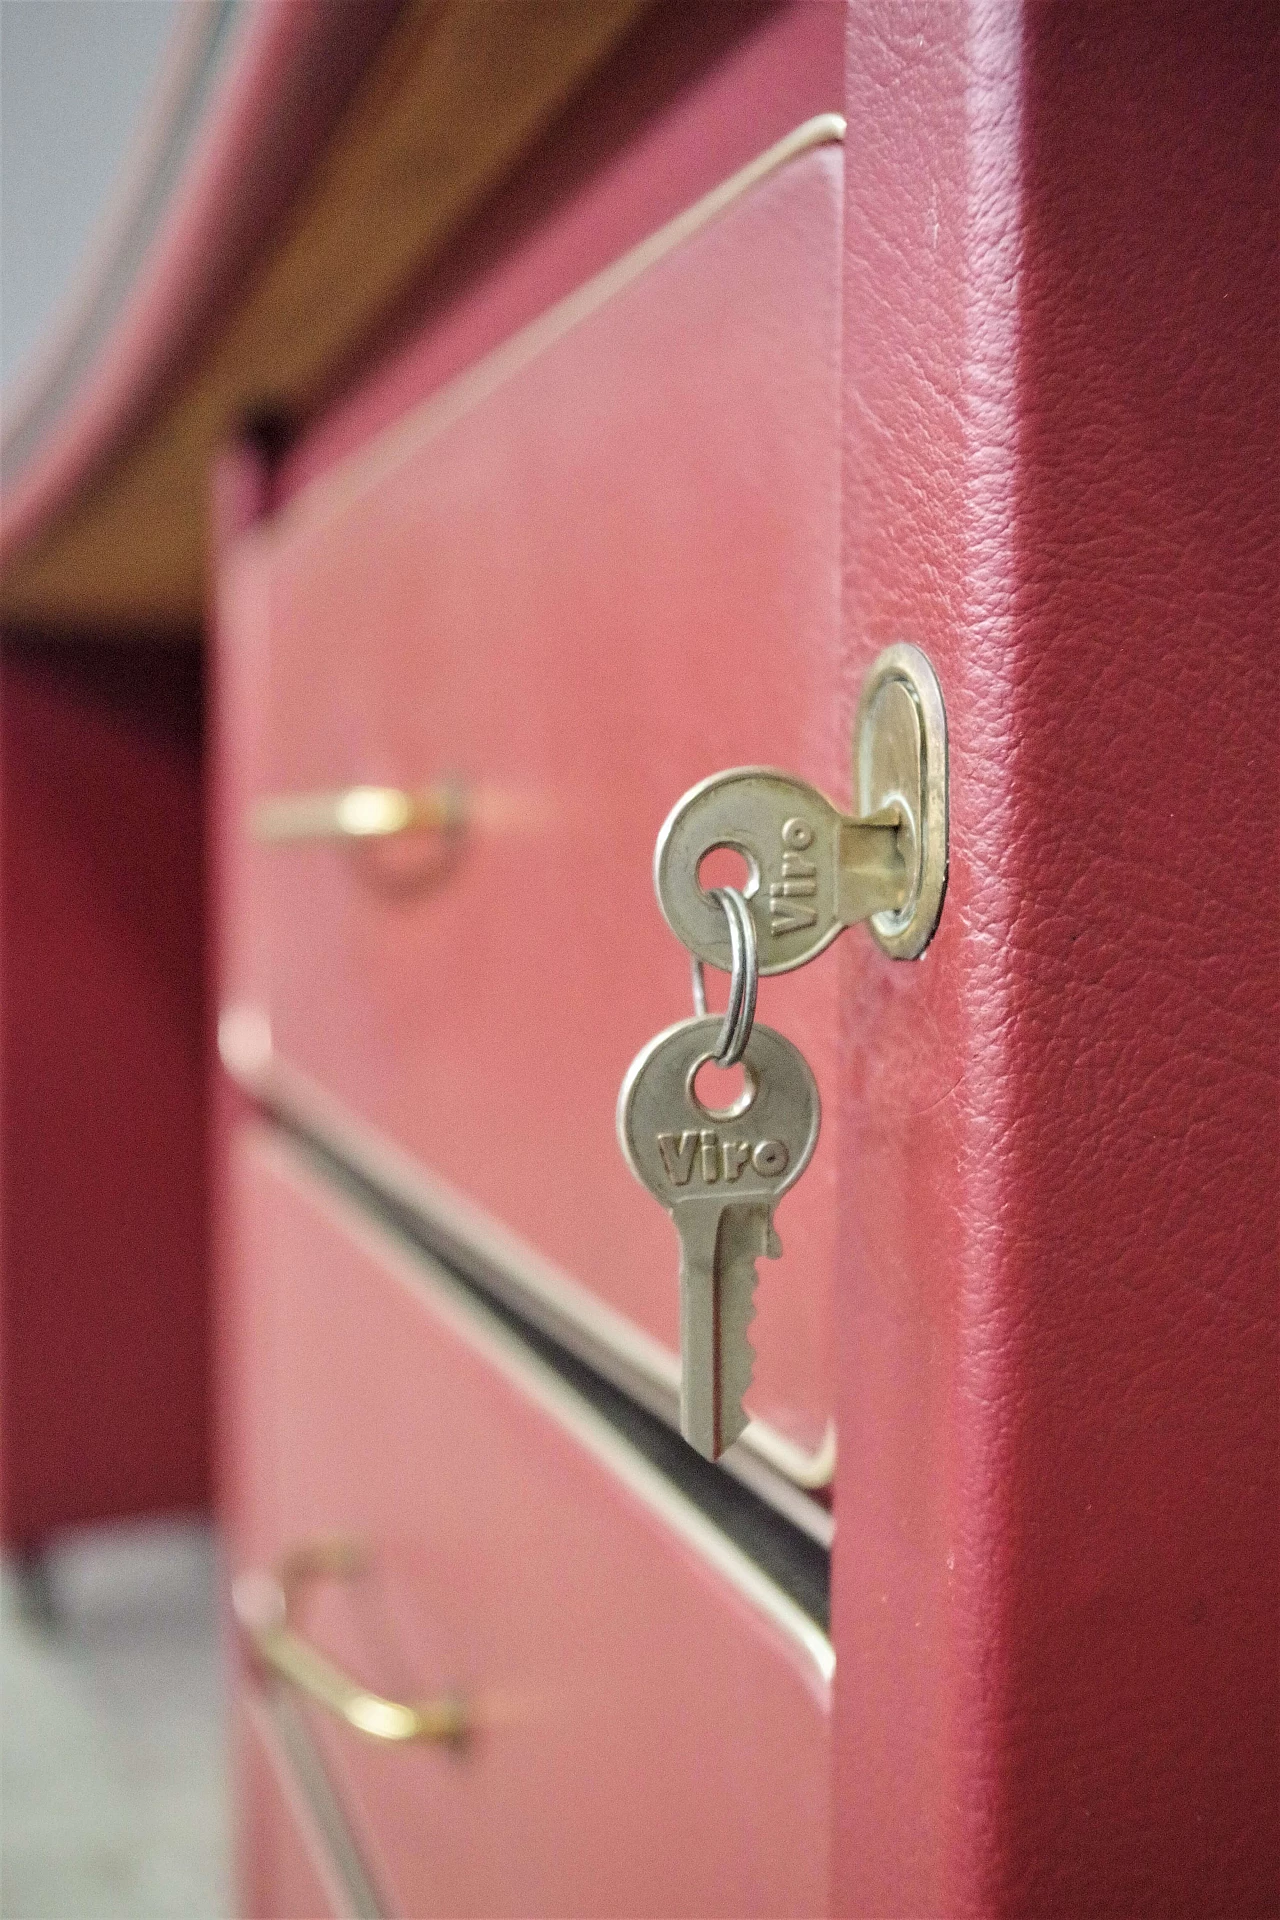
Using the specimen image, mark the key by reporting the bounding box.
[654,767,909,975]
[617,1014,820,1460]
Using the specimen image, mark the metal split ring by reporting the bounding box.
[690,886,758,1067]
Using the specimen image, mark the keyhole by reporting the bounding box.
[690,1057,757,1120]
[697,843,758,896]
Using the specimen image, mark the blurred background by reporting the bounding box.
[2,7,228,1914]
[2,2,180,390]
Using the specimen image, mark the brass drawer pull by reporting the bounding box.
[233,1539,467,1745]
[250,784,465,844]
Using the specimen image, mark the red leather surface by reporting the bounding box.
[832,4,1279,1914]
[227,1125,830,1919]
[238,1694,347,1920]
[0,638,209,1543]
[224,140,845,1462]
[281,0,844,501]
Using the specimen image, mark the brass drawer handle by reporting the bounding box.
[233,1539,467,1745]
[250,784,465,844]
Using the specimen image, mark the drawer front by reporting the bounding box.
[228,1125,831,1920]
[223,124,844,1470]
[239,1693,369,1920]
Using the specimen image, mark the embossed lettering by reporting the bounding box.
[656,1130,698,1184]
[657,1131,791,1183]
[769,898,818,934]
[769,820,820,933]
[752,1139,790,1177]
[721,1140,751,1181]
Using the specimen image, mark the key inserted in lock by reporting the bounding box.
[654,643,948,969]
[619,643,947,1469]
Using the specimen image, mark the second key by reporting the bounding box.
[617,1015,820,1460]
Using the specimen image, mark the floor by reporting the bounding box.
[0,1517,232,1920]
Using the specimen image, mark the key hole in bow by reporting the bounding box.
[696,843,759,898]
[690,1056,758,1121]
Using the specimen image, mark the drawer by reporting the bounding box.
[220,120,845,1479]
[227,1124,831,1920]
[239,1690,379,1920]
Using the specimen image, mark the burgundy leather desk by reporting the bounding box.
[2,4,1276,1914]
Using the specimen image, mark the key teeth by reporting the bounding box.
[723,1225,778,1440]
[718,1238,763,1454]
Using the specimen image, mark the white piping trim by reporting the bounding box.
[249,1691,385,1919]
[272,112,846,539]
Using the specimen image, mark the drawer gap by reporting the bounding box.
[270,1117,831,1633]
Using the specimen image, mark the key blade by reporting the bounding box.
[674,1199,774,1462]
[674,1200,723,1461]
[715,1205,775,1456]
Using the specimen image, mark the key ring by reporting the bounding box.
[690,886,758,1068]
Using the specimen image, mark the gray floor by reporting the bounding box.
[0,1518,232,1920]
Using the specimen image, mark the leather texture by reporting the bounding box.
[228,1127,829,1919]
[833,4,1278,1914]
